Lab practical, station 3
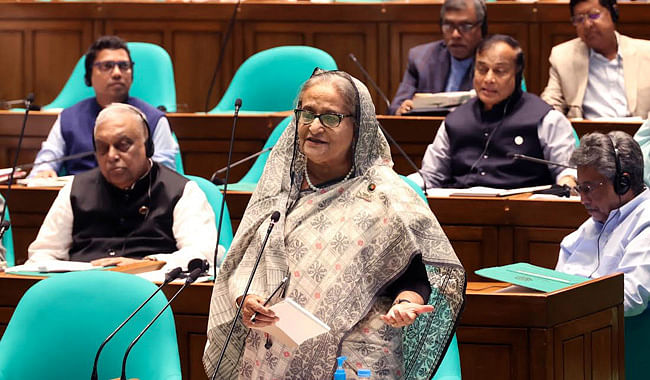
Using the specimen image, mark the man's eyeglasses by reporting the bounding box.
[93,60,134,73]
[441,21,480,34]
[94,138,135,156]
[572,181,606,195]
[294,109,353,129]
[571,9,602,25]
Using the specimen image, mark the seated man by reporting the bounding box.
[418,34,576,189]
[389,0,486,115]
[556,131,650,317]
[28,103,216,269]
[30,35,178,177]
[541,0,650,119]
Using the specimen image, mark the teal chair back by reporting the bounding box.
[238,116,292,184]
[0,271,181,380]
[625,309,650,380]
[184,175,234,253]
[44,42,177,112]
[210,46,337,113]
[0,197,14,267]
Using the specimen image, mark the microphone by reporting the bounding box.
[210,211,281,380]
[204,0,242,113]
[210,146,273,184]
[0,93,34,262]
[90,266,183,380]
[213,98,242,280]
[508,152,576,169]
[348,53,390,109]
[347,54,428,195]
[17,150,95,172]
[119,268,202,380]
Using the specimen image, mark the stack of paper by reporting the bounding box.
[256,298,330,348]
[6,260,97,274]
[17,175,73,188]
[475,262,589,292]
[412,90,476,109]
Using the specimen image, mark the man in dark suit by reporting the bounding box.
[389,0,487,115]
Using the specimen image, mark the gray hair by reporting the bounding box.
[571,131,644,194]
[441,0,487,25]
[94,103,149,139]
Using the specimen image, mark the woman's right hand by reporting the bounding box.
[237,294,278,328]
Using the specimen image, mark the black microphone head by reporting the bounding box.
[270,211,281,223]
[211,176,226,185]
[234,98,242,109]
[186,267,203,284]
[506,152,516,159]
[165,267,183,282]
[25,93,35,104]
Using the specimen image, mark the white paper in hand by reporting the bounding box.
[257,298,330,348]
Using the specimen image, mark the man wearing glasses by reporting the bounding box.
[541,0,650,119]
[556,131,650,318]
[29,35,178,177]
[389,0,486,115]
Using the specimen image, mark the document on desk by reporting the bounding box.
[475,262,589,292]
[445,185,552,197]
[17,175,73,188]
[5,260,97,274]
[256,298,330,348]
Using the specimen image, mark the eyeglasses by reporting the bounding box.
[95,138,135,156]
[572,181,606,195]
[441,21,481,34]
[571,9,602,25]
[294,109,353,129]
[93,60,134,73]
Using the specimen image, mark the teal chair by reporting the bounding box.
[225,116,292,192]
[0,198,14,267]
[184,175,234,254]
[43,42,177,112]
[0,271,181,380]
[400,175,462,380]
[625,309,650,380]
[209,46,337,113]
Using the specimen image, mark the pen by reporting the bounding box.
[251,276,289,323]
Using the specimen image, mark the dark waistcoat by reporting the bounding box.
[60,97,164,174]
[68,162,187,261]
[444,92,553,189]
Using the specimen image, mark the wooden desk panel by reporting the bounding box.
[0,274,624,380]
[2,2,650,112]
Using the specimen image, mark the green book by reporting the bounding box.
[475,262,590,292]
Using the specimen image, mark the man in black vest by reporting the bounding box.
[29,35,179,177]
[418,34,578,189]
[27,103,216,269]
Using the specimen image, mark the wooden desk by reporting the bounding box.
[2,185,590,281]
[0,273,624,380]
[0,110,642,181]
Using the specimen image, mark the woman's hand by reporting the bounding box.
[237,294,278,328]
[381,301,434,328]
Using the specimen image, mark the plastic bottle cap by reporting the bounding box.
[334,356,347,380]
[358,369,371,377]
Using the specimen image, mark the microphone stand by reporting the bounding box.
[210,146,273,184]
[348,54,428,195]
[210,211,280,380]
[90,267,183,380]
[213,99,242,279]
[119,268,203,380]
[0,93,34,262]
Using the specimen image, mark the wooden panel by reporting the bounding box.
[0,31,24,101]
[457,326,529,380]
[554,308,622,380]
[175,315,210,380]
[443,225,498,282]
[514,227,576,270]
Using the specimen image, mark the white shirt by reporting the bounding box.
[582,36,629,119]
[29,114,179,176]
[419,109,577,188]
[556,189,650,317]
[27,179,218,270]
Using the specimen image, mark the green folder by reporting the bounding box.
[475,262,590,292]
